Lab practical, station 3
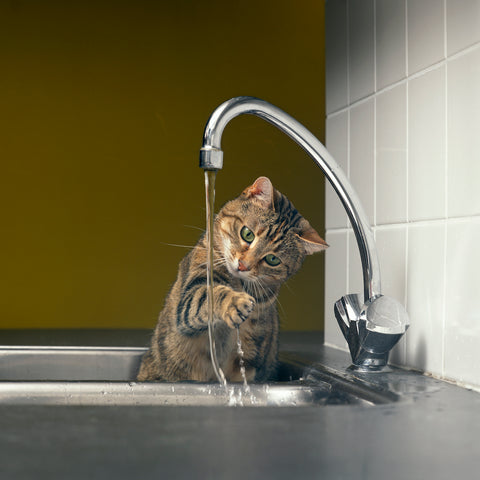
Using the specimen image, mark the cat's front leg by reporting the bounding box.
[176,281,255,335]
[214,286,255,329]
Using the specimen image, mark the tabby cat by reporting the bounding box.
[137,176,327,382]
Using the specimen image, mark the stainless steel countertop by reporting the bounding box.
[0,331,479,479]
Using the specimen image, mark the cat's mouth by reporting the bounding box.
[224,253,256,281]
[225,260,251,280]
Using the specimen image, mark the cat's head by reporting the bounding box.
[215,176,328,287]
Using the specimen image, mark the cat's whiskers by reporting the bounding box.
[161,242,205,250]
[199,255,228,269]
[282,281,296,295]
[243,279,262,320]
[258,278,282,318]
[273,289,286,316]
[259,282,284,322]
[183,224,205,233]
[257,280,271,320]
[253,277,272,301]
[243,277,272,321]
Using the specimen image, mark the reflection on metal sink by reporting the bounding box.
[0,347,397,407]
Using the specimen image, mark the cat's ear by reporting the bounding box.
[242,176,274,209]
[296,220,329,255]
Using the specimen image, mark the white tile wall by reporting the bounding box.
[444,218,480,387]
[347,230,363,295]
[447,47,480,217]
[376,83,407,225]
[324,230,348,350]
[348,0,375,103]
[446,0,480,55]
[407,0,445,74]
[375,227,407,307]
[325,112,349,229]
[325,0,480,389]
[406,223,445,376]
[376,0,406,90]
[408,65,446,221]
[350,99,375,225]
[325,0,348,114]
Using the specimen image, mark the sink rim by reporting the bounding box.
[0,346,399,407]
[0,380,341,407]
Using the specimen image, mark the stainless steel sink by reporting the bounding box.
[0,346,397,407]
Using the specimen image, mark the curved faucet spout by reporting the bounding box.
[199,96,381,302]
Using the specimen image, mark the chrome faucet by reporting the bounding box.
[199,96,409,371]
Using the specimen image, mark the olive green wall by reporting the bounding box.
[0,1,325,330]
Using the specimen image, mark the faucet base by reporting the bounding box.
[348,364,393,374]
[335,294,409,373]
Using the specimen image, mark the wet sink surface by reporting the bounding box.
[0,338,478,480]
[0,346,397,407]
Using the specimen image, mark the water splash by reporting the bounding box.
[236,326,257,405]
[204,170,227,391]
[235,326,249,390]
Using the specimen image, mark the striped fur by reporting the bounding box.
[137,177,327,382]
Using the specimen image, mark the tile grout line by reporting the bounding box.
[373,0,377,229]
[346,110,351,295]
[346,0,350,108]
[345,0,351,295]
[373,0,377,94]
[373,97,377,229]
[405,0,409,78]
[326,214,480,236]
[404,0,409,364]
[441,0,448,379]
[373,0,377,298]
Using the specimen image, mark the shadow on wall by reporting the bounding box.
[411,335,428,372]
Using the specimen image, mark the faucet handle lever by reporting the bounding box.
[334,294,361,336]
[360,295,409,335]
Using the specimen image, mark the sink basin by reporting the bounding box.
[0,346,397,407]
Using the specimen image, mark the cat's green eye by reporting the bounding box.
[240,226,255,243]
[264,254,281,266]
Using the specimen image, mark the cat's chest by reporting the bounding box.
[239,304,277,345]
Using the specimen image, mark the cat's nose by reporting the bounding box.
[238,259,250,272]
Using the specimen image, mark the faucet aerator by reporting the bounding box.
[200,145,223,170]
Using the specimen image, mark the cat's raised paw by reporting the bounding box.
[224,292,256,329]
